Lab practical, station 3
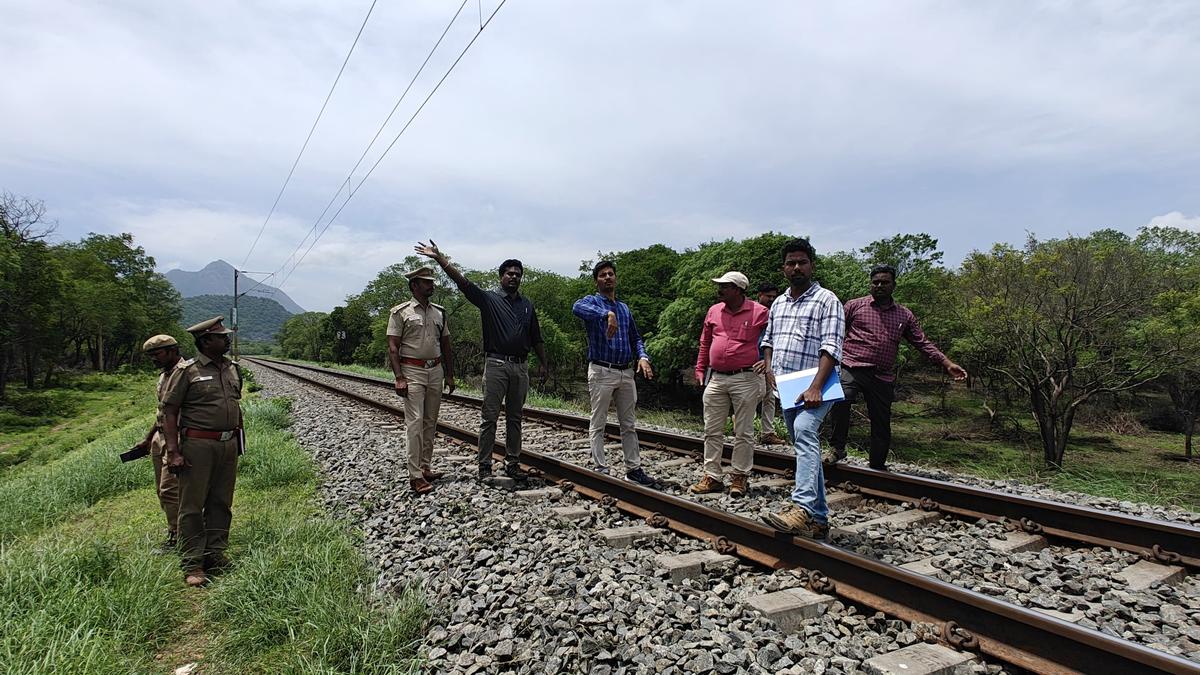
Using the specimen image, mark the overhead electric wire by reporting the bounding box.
[265,0,472,295]
[240,0,380,268]
[277,0,508,290]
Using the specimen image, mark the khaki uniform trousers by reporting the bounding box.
[401,363,444,479]
[702,370,764,478]
[177,436,238,571]
[149,434,180,533]
[587,363,641,471]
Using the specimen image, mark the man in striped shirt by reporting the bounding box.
[760,238,845,539]
[828,264,968,470]
[572,260,659,487]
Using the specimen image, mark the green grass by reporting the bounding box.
[867,380,1200,511]
[0,372,153,471]
[0,378,427,674]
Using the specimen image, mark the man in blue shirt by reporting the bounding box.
[572,260,659,487]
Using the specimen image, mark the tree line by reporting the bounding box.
[0,194,182,398]
[274,227,1200,467]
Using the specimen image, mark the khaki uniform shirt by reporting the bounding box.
[162,353,243,431]
[386,300,449,360]
[150,371,171,455]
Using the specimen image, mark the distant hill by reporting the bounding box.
[182,295,292,342]
[166,259,305,314]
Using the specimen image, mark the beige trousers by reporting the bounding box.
[702,370,763,478]
[402,363,444,479]
[587,362,641,471]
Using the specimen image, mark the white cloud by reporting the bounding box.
[1145,211,1200,231]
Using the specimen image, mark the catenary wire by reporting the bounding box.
[277,0,508,290]
[261,0,473,296]
[240,0,380,268]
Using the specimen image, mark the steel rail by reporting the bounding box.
[250,355,1200,674]
[244,357,1200,567]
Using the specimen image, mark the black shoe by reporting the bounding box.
[155,531,178,554]
[204,554,231,576]
[505,464,530,480]
[626,467,658,488]
[478,464,493,480]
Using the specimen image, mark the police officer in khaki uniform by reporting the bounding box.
[137,334,182,549]
[161,316,243,587]
[387,267,455,495]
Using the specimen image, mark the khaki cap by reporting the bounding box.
[711,271,749,290]
[405,266,437,281]
[186,316,233,336]
[142,334,178,352]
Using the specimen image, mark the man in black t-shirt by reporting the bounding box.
[418,240,549,480]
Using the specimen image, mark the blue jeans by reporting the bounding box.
[784,401,833,525]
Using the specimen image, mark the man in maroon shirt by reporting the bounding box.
[690,271,769,498]
[829,265,968,470]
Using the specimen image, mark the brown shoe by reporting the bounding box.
[422,468,445,481]
[410,478,434,495]
[690,475,725,494]
[184,569,208,587]
[761,505,826,539]
[821,447,847,465]
[729,474,749,498]
[759,432,786,445]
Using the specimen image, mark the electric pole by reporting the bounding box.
[232,268,274,361]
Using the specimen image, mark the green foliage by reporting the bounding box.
[183,294,292,342]
[648,233,794,379]
[955,231,1170,465]
[277,311,331,361]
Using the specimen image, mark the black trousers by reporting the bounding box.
[829,366,895,469]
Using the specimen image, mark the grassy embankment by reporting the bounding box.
[282,357,1199,511]
[0,371,425,674]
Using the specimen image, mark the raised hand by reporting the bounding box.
[414,240,443,260]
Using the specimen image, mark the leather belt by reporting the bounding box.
[712,367,756,376]
[487,353,527,363]
[590,359,631,370]
[400,356,441,368]
[184,428,237,441]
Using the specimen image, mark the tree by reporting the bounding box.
[0,194,64,397]
[956,232,1172,466]
[648,233,793,380]
[278,312,328,361]
[1135,226,1200,461]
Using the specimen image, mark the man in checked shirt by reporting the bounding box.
[760,238,845,539]
[828,264,968,470]
[572,260,660,487]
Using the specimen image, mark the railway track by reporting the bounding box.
[246,356,1200,674]
[245,357,1198,569]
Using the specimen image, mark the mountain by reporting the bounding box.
[181,295,293,342]
[165,259,305,314]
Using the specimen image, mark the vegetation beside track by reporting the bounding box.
[0,373,426,674]
[276,357,1200,512]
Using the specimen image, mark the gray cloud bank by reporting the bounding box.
[2,1,1198,309]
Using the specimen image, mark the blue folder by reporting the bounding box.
[775,367,845,410]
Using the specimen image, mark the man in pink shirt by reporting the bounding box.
[690,271,770,498]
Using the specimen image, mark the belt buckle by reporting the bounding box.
[219,430,235,441]
[425,359,438,368]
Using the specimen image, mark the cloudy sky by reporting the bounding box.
[3,0,1199,311]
